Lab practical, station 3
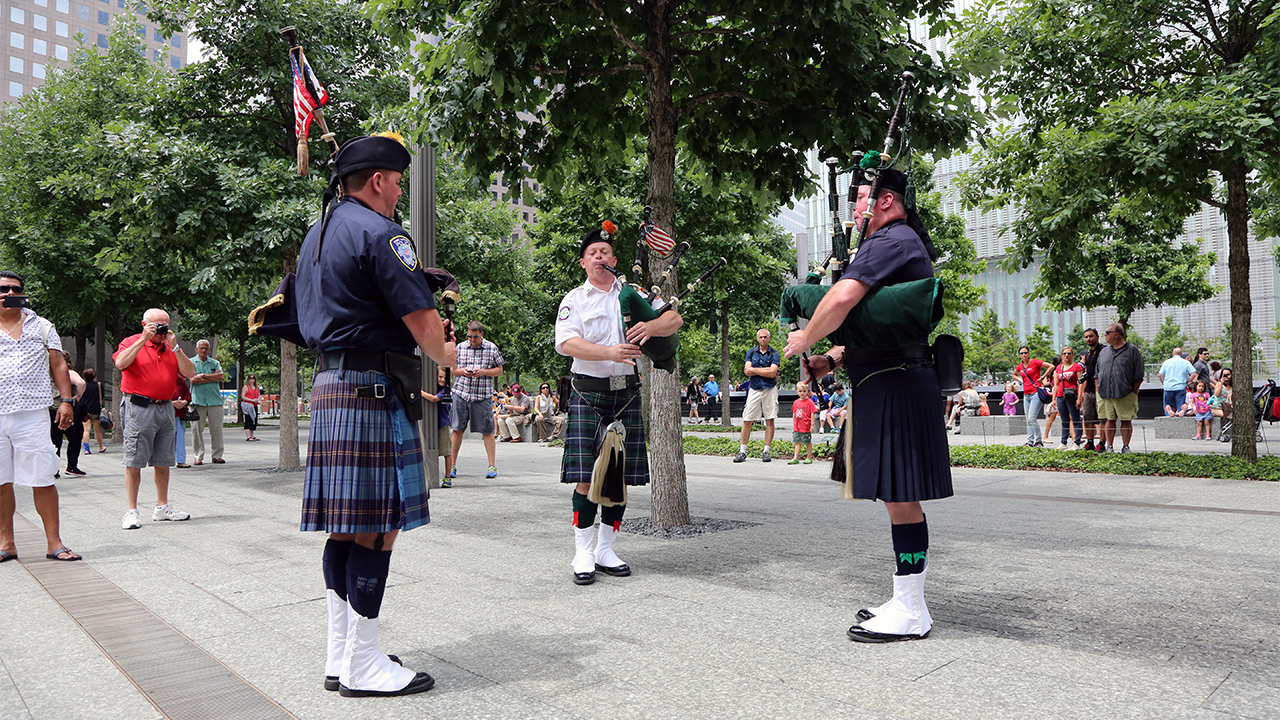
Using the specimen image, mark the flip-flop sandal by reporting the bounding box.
[0,550,17,563]
[45,547,81,561]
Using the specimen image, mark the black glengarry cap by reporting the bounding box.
[334,132,411,177]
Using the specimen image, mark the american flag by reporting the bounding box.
[290,48,328,143]
[643,222,675,256]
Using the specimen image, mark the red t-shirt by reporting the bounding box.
[1055,362,1084,397]
[114,333,179,401]
[792,397,818,432]
[1016,359,1046,394]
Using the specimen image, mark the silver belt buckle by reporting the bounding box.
[608,375,627,391]
[373,384,386,399]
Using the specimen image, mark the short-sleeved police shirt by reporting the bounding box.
[296,197,436,352]
[843,219,935,291]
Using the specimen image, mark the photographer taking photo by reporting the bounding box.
[113,308,196,530]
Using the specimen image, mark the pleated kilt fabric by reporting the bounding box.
[301,369,430,533]
[560,384,650,486]
[831,360,953,502]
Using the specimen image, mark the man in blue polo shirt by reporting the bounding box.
[1158,347,1195,416]
[734,328,781,463]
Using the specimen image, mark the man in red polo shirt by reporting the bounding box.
[114,308,195,530]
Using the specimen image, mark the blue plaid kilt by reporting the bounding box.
[301,369,430,533]
[560,383,649,486]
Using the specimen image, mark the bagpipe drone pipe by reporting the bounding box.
[781,70,962,395]
[600,209,726,373]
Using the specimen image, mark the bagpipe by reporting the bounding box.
[601,209,725,373]
[779,71,960,374]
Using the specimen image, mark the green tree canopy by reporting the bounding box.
[1150,317,1188,363]
[965,309,1016,380]
[954,0,1279,460]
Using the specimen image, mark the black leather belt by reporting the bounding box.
[319,349,390,373]
[844,344,932,366]
[127,393,170,406]
[572,373,640,392]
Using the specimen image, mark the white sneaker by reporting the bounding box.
[152,503,191,522]
[121,508,141,530]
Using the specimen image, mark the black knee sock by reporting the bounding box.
[346,543,392,619]
[600,503,626,531]
[323,538,354,601]
[891,517,929,576]
[572,491,597,529]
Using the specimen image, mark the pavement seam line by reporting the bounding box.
[12,513,300,720]
[0,652,35,719]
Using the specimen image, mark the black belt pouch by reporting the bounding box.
[384,351,424,423]
[932,334,964,395]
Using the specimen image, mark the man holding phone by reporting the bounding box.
[113,308,196,530]
[0,271,82,562]
[448,321,504,483]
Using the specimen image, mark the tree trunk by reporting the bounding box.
[1225,159,1255,461]
[237,337,245,425]
[110,314,125,444]
[73,328,87,373]
[279,339,300,469]
[642,3,689,529]
[720,299,732,428]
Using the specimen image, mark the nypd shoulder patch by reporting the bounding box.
[558,306,572,320]
[389,235,418,271]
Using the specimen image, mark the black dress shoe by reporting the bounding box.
[855,608,874,623]
[847,624,930,643]
[574,570,597,585]
[325,655,400,691]
[595,562,631,577]
[339,671,434,697]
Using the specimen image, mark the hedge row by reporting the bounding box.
[679,437,1280,481]
[948,445,1280,481]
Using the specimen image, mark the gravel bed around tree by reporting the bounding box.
[620,516,762,539]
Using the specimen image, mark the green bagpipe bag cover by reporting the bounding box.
[619,285,678,372]
[779,277,944,350]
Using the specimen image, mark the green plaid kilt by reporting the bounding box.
[560,383,649,486]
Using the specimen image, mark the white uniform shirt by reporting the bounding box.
[555,278,632,379]
[0,309,63,415]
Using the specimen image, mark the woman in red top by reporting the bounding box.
[1051,346,1084,448]
[1014,347,1049,446]
[241,374,260,441]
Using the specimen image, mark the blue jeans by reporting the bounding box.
[1025,392,1044,443]
[173,415,186,465]
[1163,388,1187,415]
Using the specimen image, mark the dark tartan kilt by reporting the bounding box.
[301,369,430,534]
[560,384,649,486]
[831,360,953,503]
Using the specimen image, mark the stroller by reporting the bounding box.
[1217,379,1277,442]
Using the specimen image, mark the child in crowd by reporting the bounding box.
[424,368,455,486]
[1189,380,1212,440]
[1001,382,1019,415]
[789,381,818,465]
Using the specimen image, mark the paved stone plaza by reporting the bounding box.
[2,424,1277,719]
